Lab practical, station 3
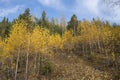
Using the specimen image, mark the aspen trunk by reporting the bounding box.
[25,50,29,80]
[89,41,92,54]
[15,47,20,80]
[34,52,37,78]
[82,44,85,56]
[97,39,101,53]
[25,36,30,80]
[37,53,42,80]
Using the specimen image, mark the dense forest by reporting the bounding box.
[0,8,120,80]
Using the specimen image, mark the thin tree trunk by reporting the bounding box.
[34,52,39,80]
[74,23,76,36]
[114,54,118,70]
[37,53,41,80]
[82,44,85,56]
[34,52,37,78]
[37,53,40,80]
[15,47,20,80]
[97,39,101,53]
[62,26,63,39]
[25,36,30,80]
[91,43,94,53]
[7,64,9,80]
[95,42,98,53]
[105,48,109,65]
[85,44,87,54]
[11,56,14,78]
[39,54,42,80]
[89,41,92,54]
[25,50,29,80]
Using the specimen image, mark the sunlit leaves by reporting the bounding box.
[63,30,74,50]
[0,39,4,57]
[48,33,62,49]
[31,26,50,53]
[6,20,27,54]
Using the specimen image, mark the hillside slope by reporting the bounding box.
[50,53,112,80]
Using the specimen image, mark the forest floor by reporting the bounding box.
[49,52,116,80]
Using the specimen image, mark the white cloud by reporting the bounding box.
[37,0,120,23]
[0,5,23,17]
[73,0,99,15]
[98,0,120,21]
[38,0,65,10]
[72,0,120,21]
[112,5,120,19]
[0,0,11,3]
[83,0,99,14]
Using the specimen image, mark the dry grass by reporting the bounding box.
[50,53,112,80]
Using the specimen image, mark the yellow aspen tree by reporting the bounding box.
[31,26,50,53]
[111,27,120,68]
[101,26,113,66]
[63,30,74,53]
[25,32,31,80]
[77,22,86,54]
[78,21,92,54]
[6,20,27,80]
[31,26,50,78]
[102,27,112,54]
[48,33,63,50]
[0,39,4,57]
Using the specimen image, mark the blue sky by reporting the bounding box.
[0,0,120,23]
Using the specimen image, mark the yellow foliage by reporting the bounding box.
[63,30,74,50]
[0,39,4,49]
[31,26,50,53]
[48,33,62,49]
[0,39,5,57]
[102,27,113,44]
[63,30,73,43]
[5,20,27,54]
